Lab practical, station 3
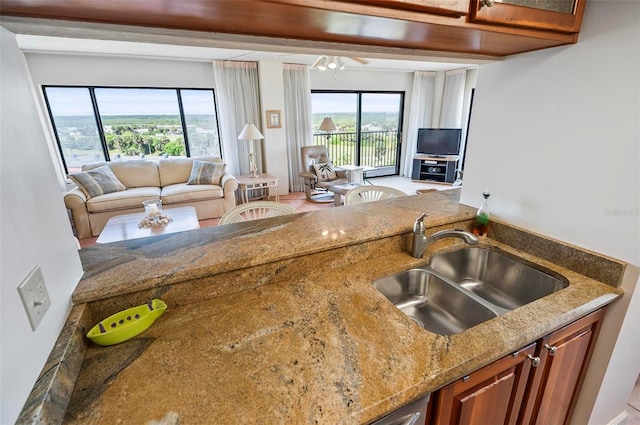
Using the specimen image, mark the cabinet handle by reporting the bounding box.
[481,0,496,7]
[544,344,558,356]
[527,354,541,367]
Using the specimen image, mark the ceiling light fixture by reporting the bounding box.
[311,55,370,71]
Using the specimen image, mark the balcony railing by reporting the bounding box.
[312,130,400,170]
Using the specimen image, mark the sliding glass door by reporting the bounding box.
[311,90,404,176]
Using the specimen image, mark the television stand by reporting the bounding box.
[412,155,459,184]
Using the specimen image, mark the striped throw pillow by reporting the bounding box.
[69,166,126,199]
[187,160,226,185]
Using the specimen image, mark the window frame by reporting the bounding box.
[311,89,405,176]
[42,85,222,174]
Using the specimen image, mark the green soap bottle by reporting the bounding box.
[473,188,490,236]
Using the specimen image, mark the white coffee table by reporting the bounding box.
[96,206,200,244]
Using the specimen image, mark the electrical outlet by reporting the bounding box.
[17,266,51,331]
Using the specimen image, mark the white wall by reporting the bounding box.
[310,67,414,93]
[460,2,640,424]
[25,52,216,88]
[258,60,289,194]
[0,28,84,424]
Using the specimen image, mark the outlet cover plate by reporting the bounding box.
[17,266,51,331]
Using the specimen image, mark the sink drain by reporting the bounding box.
[408,315,424,328]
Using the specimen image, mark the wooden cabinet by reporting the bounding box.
[432,343,536,425]
[519,309,604,425]
[428,309,604,425]
[468,0,586,33]
[0,0,586,58]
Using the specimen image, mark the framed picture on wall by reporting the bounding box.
[266,110,281,128]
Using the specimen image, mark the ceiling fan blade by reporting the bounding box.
[311,55,328,69]
[348,56,370,65]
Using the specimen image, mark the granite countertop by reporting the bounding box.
[72,189,472,305]
[63,242,620,424]
[18,190,626,424]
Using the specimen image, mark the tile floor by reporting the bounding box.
[77,177,453,248]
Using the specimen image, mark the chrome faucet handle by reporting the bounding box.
[414,213,428,233]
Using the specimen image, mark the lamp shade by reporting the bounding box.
[237,123,264,140]
[318,117,337,132]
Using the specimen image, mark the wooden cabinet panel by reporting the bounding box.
[430,308,605,425]
[468,0,586,33]
[520,309,604,425]
[433,343,536,425]
[331,0,469,17]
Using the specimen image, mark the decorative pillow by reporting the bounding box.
[68,166,126,199]
[187,160,226,185]
[312,161,337,181]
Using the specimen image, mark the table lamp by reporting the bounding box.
[319,117,337,141]
[237,123,264,178]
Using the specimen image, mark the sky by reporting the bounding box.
[45,87,216,116]
[311,92,402,114]
[45,86,400,117]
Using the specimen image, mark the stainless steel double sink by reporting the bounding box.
[373,246,569,335]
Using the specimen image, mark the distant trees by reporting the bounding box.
[105,125,185,156]
[163,141,186,156]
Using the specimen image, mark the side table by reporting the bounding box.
[236,173,279,203]
[329,182,363,207]
[337,165,364,184]
[337,165,377,184]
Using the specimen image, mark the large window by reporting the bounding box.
[311,90,404,176]
[43,86,222,173]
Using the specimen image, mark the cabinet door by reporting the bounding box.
[521,309,604,425]
[433,343,536,425]
[468,0,586,33]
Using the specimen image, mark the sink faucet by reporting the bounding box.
[411,213,479,258]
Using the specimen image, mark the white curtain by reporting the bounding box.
[439,68,467,128]
[283,64,313,192]
[212,60,262,176]
[402,71,436,177]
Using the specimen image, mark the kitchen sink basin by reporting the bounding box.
[428,247,569,311]
[373,269,498,335]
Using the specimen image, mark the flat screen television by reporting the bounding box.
[416,128,461,156]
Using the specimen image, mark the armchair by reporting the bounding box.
[299,145,348,202]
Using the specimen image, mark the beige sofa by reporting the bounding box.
[64,156,238,239]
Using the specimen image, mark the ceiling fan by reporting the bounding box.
[311,55,370,70]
